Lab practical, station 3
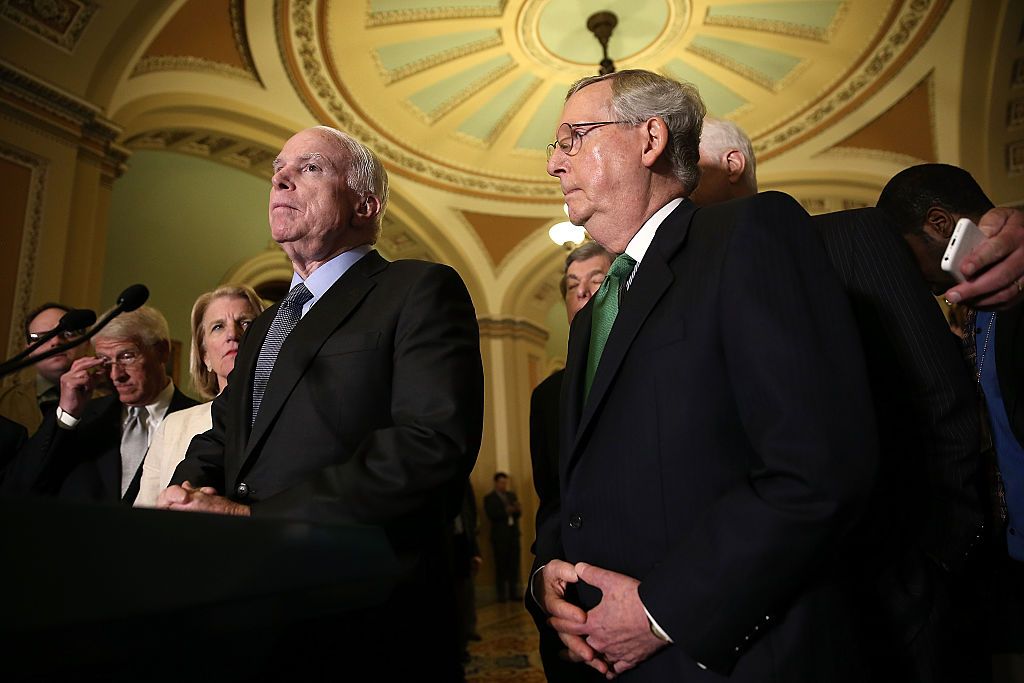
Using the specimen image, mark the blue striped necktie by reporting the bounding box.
[251,283,313,426]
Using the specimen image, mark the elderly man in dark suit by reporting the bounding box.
[3,305,196,504]
[159,126,484,679]
[531,69,878,682]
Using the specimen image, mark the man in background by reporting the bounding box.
[878,164,1024,677]
[529,241,612,682]
[0,303,89,435]
[485,471,522,602]
[3,305,195,504]
[689,116,757,207]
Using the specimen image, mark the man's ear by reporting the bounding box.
[724,150,746,184]
[153,339,171,366]
[924,206,956,239]
[640,117,669,169]
[355,194,381,221]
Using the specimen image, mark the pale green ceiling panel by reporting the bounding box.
[375,29,501,79]
[516,84,567,152]
[688,35,801,88]
[538,0,668,62]
[458,74,540,143]
[408,54,514,121]
[705,1,842,38]
[663,60,747,117]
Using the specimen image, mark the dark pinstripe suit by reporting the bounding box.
[814,207,985,681]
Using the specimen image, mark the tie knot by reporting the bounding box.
[284,283,313,309]
[609,254,637,279]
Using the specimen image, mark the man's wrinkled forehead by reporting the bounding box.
[273,129,345,170]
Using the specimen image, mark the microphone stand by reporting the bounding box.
[0,303,140,379]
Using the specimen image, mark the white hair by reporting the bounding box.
[700,117,757,194]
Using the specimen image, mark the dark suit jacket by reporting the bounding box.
[0,414,27,472]
[534,193,878,682]
[1,387,196,505]
[815,208,984,680]
[484,489,521,544]
[530,369,563,533]
[172,250,484,674]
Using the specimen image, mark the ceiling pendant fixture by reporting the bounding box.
[586,11,618,75]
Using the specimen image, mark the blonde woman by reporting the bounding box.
[134,285,264,507]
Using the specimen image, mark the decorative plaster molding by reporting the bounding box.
[365,1,507,28]
[0,0,96,52]
[131,56,260,82]
[0,143,47,357]
[124,128,277,180]
[754,0,950,158]
[276,0,562,201]
[703,2,847,43]
[229,0,262,83]
[0,62,127,179]
[477,316,549,344]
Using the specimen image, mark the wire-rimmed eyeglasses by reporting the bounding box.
[546,121,632,160]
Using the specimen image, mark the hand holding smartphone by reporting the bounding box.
[941,218,985,283]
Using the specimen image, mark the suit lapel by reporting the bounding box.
[559,302,592,486]
[242,250,386,462]
[568,201,698,466]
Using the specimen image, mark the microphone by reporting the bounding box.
[0,285,150,378]
[117,284,149,313]
[60,308,98,332]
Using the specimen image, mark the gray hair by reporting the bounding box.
[313,126,390,242]
[701,117,758,194]
[567,70,706,193]
[560,241,613,298]
[94,305,170,349]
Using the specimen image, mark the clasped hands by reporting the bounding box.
[156,481,250,516]
[537,559,667,678]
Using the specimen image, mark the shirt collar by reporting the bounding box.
[623,197,685,265]
[127,380,175,427]
[289,244,371,316]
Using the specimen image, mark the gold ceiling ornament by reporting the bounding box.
[276,0,950,202]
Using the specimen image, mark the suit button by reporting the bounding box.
[569,514,583,529]
[236,482,250,499]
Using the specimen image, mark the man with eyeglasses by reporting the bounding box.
[3,305,196,504]
[530,70,877,682]
[0,303,90,436]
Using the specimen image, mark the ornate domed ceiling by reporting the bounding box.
[278,0,947,201]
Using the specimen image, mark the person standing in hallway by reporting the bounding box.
[485,471,522,602]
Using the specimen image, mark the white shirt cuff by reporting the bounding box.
[642,601,673,643]
[55,406,80,429]
[530,564,546,611]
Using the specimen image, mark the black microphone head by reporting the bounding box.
[117,284,149,312]
[59,308,96,332]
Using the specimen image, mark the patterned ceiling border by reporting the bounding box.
[365,1,508,28]
[123,128,278,180]
[0,0,96,53]
[131,56,260,82]
[0,143,47,358]
[229,0,262,83]
[754,0,951,160]
[276,0,562,202]
[703,2,847,43]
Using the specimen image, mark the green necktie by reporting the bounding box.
[585,253,637,401]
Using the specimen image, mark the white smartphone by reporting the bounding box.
[940,217,985,283]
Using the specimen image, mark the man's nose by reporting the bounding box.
[271,167,294,190]
[546,149,566,177]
